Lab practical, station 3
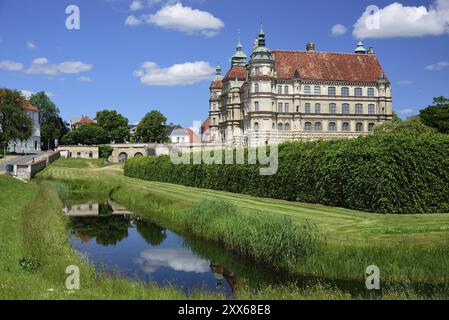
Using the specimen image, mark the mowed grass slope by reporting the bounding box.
[39,161,449,244]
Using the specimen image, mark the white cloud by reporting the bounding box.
[425,61,449,70]
[125,15,143,26]
[20,90,34,99]
[20,89,54,99]
[397,80,414,85]
[353,0,449,39]
[130,0,143,11]
[27,41,36,49]
[0,60,24,71]
[78,76,92,82]
[331,24,347,36]
[143,3,224,36]
[135,248,210,274]
[399,108,414,114]
[25,58,92,75]
[134,60,214,86]
[32,57,48,65]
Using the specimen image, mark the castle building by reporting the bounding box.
[209,26,393,146]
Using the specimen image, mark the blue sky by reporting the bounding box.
[0,0,448,127]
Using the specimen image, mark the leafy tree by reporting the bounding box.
[374,116,436,135]
[29,91,68,150]
[61,124,109,145]
[95,110,130,143]
[99,145,113,159]
[419,96,449,133]
[0,89,33,154]
[134,110,168,143]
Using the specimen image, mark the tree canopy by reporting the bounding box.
[61,124,109,145]
[419,96,449,134]
[374,116,436,135]
[29,91,68,150]
[134,111,168,143]
[0,88,33,149]
[95,109,130,143]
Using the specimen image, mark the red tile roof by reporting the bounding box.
[21,100,38,112]
[273,50,388,83]
[186,128,201,143]
[223,66,247,81]
[79,115,95,125]
[201,117,211,134]
[210,80,223,89]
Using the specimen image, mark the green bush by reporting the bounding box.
[125,133,449,214]
[99,145,113,159]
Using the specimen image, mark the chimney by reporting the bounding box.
[306,42,315,52]
[368,47,375,54]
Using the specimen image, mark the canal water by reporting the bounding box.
[64,200,293,296]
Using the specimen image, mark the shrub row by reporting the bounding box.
[125,133,449,214]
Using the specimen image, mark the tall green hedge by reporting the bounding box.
[124,133,449,214]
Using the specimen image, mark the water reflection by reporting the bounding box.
[65,201,238,295]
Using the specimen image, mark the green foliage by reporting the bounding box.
[61,124,109,145]
[134,110,168,143]
[0,88,33,147]
[29,91,68,150]
[125,133,449,214]
[99,144,113,159]
[182,201,321,269]
[374,116,436,135]
[419,96,449,134]
[95,109,130,143]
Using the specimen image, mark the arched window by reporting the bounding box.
[285,123,290,131]
[315,103,321,114]
[328,87,336,96]
[304,85,311,95]
[368,88,375,97]
[368,123,375,132]
[255,101,259,112]
[341,87,349,96]
[342,103,350,114]
[314,86,321,95]
[278,123,284,131]
[304,122,312,132]
[342,122,350,131]
[118,152,128,163]
[285,103,290,113]
[355,87,363,96]
[328,122,337,132]
[254,122,259,131]
[355,104,363,114]
[305,103,311,113]
[254,83,259,93]
[368,104,375,115]
[315,122,322,132]
[329,103,337,114]
[356,122,364,132]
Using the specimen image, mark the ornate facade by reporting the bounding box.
[209,27,393,146]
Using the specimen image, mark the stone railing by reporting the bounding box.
[14,151,60,180]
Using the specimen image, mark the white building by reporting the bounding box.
[8,100,41,154]
[209,27,393,147]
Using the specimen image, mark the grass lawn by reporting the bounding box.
[34,159,449,290]
[39,161,449,245]
[51,157,113,169]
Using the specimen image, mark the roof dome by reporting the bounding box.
[231,31,247,67]
[250,24,273,62]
